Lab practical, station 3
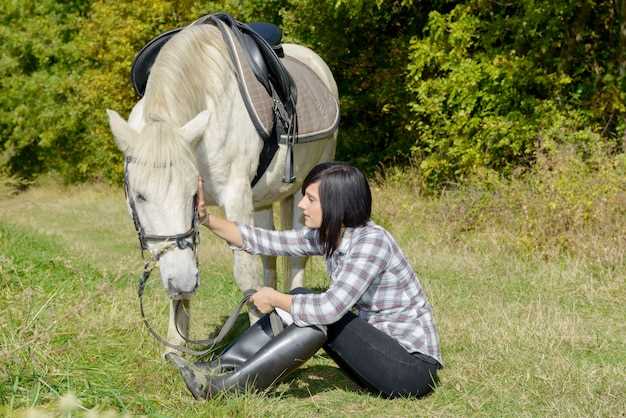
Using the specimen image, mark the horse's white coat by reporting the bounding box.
[107,25,337,353]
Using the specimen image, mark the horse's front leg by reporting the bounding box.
[223,179,263,323]
[281,194,308,290]
[254,206,277,289]
[164,298,190,357]
[232,251,263,323]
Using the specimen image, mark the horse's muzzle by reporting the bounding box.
[167,274,199,300]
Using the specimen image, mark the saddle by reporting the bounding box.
[131,13,339,185]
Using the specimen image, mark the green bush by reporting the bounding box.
[0,1,84,180]
[406,1,626,187]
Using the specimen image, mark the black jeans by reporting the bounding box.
[291,288,441,398]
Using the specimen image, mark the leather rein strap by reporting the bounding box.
[138,284,256,356]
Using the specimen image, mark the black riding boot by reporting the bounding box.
[167,324,326,399]
[199,314,275,371]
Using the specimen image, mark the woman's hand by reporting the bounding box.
[250,287,293,314]
[195,179,243,246]
[197,176,209,225]
[250,287,277,314]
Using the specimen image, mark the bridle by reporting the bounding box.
[124,155,200,291]
[124,156,199,256]
[124,156,284,356]
[124,156,223,356]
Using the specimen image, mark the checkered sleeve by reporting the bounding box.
[291,230,390,325]
[236,223,323,256]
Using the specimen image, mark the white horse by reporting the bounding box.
[107,24,337,354]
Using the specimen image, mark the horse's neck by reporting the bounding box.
[143,29,233,126]
[143,94,198,127]
[195,83,263,206]
[139,26,262,205]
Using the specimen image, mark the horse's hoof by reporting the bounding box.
[165,353,209,400]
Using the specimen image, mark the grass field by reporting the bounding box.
[0,171,624,417]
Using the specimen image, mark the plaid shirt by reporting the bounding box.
[237,221,442,365]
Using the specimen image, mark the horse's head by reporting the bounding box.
[107,109,209,299]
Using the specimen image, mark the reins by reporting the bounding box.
[124,157,283,356]
[125,156,213,355]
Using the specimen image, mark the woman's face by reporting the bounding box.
[298,181,323,228]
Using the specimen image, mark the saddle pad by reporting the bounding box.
[279,57,340,143]
[221,23,339,143]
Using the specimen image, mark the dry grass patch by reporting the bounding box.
[1,152,624,416]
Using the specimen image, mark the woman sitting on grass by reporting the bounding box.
[167,162,442,399]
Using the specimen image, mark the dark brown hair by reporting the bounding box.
[301,162,372,257]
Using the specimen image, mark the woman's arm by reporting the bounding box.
[202,213,243,248]
[290,230,390,325]
[197,177,322,257]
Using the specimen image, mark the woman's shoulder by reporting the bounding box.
[358,220,387,234]
[348,221,391,245]
[338,222,394,261]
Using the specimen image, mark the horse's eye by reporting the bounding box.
[136,193,147,202]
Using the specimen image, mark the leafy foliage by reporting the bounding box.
[282,0,436,169]
[0,1,85,180]
[0,0,624,187]
[406,1,626,186]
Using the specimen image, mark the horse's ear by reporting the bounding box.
[181,110,210,146]
[106,109,136,153]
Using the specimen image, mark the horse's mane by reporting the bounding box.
[144,24,231,125]
[130,25,233,196]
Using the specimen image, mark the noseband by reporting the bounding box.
[124,156,199,257]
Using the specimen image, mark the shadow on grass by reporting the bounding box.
[278,362,366,398]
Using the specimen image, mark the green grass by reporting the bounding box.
[0,176,624,417]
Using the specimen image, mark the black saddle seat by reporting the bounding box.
[248,22,282,47]
[131,18,284,97]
